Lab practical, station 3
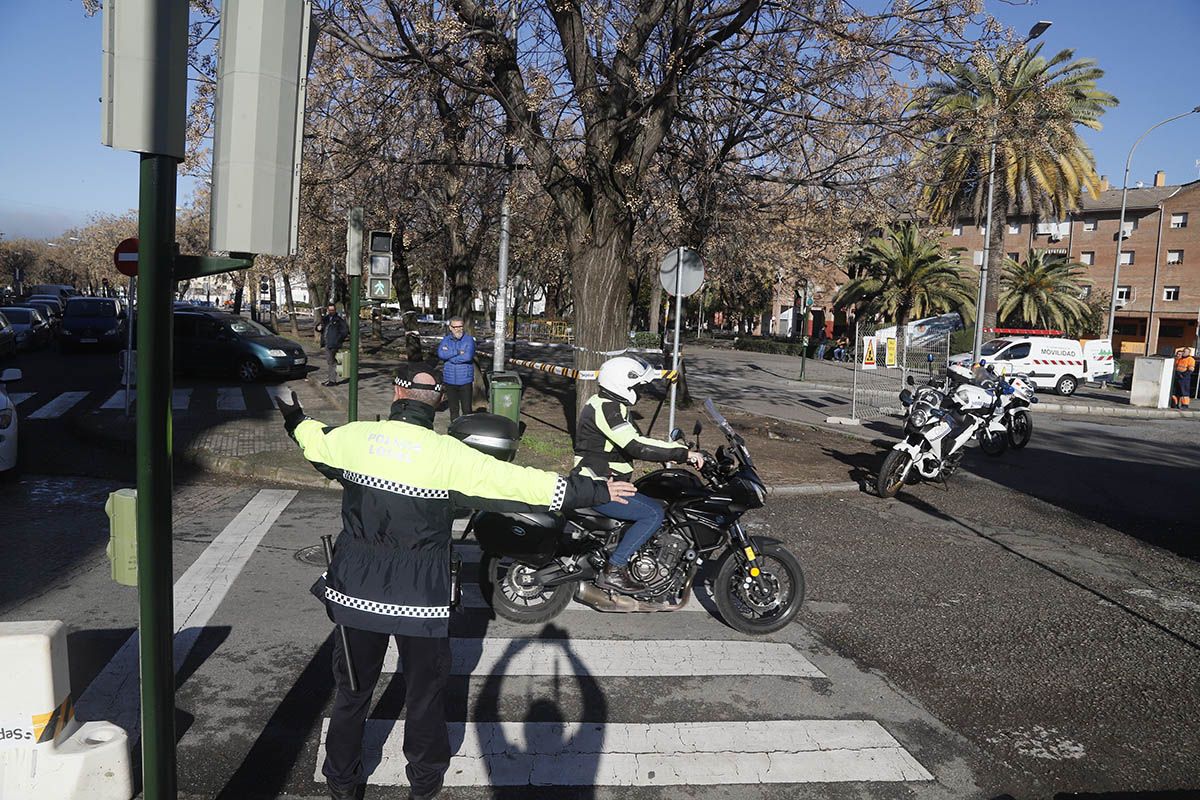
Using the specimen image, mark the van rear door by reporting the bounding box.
[1082,338,1115,379]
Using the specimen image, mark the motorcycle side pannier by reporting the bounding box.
[448,412,520,462]
[472,510,562,564]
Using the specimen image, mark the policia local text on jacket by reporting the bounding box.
[278,372,626,800]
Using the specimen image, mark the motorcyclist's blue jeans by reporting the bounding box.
[592,493,665,566]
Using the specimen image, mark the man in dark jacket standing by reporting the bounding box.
[315,303,349,386]
[436,316,475,419]
[277,363,633,800]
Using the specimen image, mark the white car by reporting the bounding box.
[0,368,21,473]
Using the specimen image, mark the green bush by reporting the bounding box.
[629,331,661,349]
[733,337,810,357]
[948,328,973,356]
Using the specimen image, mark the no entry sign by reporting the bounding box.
[113,237,139,277]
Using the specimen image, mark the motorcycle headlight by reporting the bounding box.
[267,349,288,357]
[0,409,12,429]
[910,407,930,427]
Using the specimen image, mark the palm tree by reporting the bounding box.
[918,43,1117,329]
[998,249,1092,332]
[835,223,975,362]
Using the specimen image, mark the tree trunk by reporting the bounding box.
[282,271,299,337]
[896,305,910,370]
[648,275,662,335]
[983,206,1008,331]
[390,224,416,313]
[570,219,634,410]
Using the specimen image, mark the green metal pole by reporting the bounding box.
[348,275,360,422]
[136,152,178,800]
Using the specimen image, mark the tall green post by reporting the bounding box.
[348,276,360,422]
[136,152,178,799]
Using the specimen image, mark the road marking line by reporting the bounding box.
[382,638,823,678]
[27,391,90,419]
[100,389,132,409]
[173,388,192,411]
[8,392,35,406]
[216,387,246,411]
[75,489,297,737]
[315,719,933,786]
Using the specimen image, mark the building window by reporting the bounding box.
[1171,212,1189,229]
[1161,323,1185,338]
[1167,249,1184,265]
[1164,286,1180,302]
[1083,218,1097,231]
[1006,252,1020,262]
[1080,286,1092,298]
[972,251,984,266]
[1080,251,1095,266]
[952,223,963,236]
[1114,321,1141,336]
[1119,250,1134,265]
[979,224,987,235]
[1116,285,1132,302]
[1007,222,1020,234]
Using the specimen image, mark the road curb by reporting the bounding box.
[177,448,340,491]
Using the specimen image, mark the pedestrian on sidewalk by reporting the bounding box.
[275,363,634,800]
[814,328,829,361]
[437,316,476,420]
[315,303,349,386]
[1171,347,1196,409]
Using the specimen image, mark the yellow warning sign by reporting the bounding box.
[862,337,878,370]
[885,337,897,367]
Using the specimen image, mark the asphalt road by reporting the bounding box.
[3,339,1199,798]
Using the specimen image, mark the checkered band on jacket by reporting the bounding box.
[343,470,451,499]
[324,585,449,619]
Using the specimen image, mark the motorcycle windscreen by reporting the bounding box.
[925,421,953,442]
[472,510,562,562]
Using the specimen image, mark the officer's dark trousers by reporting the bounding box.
[323,625,451,793]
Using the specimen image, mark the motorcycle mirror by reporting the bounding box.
[692,420,703,436]
[926,353,935,363]
[905,375,915,385]
[670,427,685,442]
[899,388,914,405]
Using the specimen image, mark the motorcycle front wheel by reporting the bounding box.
[480,554,574,624]
[876,449,913,498]
[1007,409,1033,449]
[713,542,805,635]
[979,427,1008,456]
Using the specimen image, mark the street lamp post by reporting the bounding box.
[1106,106,1200,346]
[972,21,1053,363]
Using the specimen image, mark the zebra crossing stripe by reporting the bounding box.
[216,387,246,411]
[382,638,824,678]
[28,391,89,419]
[8,392,35,406]
[101,389,131,409]
[173,388,192,411]
[315,719,933,786]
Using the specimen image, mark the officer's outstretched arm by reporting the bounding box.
[439,438,611,512]
[291,417,346,481]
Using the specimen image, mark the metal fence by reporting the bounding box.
[851,320,951,420]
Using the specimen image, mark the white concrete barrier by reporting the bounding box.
[0,621,132,800]
[1130,356,1173,408]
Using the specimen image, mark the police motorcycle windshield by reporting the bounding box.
[704,398,755,468]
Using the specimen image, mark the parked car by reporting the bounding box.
[173,310,308,381]
[59,297,128,352]
[0,313,17,359]
[21,300,62,330]
[27,294,66,313]
[950,336,1114,397]
[0,368,21,473]
[26,284,78,303]
[0,307,53,351]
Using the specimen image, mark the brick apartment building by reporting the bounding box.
[939,171,1200,356]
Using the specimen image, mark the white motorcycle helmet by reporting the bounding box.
[597,355,657,404]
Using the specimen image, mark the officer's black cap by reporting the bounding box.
[393,361,444,393]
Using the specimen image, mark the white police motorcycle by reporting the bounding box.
[876,365,1011,498]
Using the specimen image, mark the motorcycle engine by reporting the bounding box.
[628,531,692,586]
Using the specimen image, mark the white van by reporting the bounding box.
[950,337,1114,396]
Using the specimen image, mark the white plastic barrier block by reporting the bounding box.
[1130,356,1173,408]
[0,621,132,800]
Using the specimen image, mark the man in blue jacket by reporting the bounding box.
[436,316,475,420]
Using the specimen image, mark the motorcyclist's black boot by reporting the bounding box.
[596,562,639,593]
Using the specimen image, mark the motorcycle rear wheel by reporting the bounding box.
[876,449,913,498]
[480,554,574,624]
[713,542,805,635]
[1007,409,1033,449]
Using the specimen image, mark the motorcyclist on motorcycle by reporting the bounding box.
[574,356,705,592]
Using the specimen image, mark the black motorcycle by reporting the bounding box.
[464,399,805,636]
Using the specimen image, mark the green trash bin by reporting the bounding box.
[489,371,523,424]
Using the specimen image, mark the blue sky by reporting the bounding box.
[2,0,1199,240]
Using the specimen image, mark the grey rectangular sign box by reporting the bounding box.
[101,0,189,158]
[210,0,313,256]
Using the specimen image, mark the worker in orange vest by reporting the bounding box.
[1171,347,1196,408]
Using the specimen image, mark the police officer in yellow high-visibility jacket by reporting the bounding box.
[277,362,635,800]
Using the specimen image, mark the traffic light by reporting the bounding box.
[367,231,393,298]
